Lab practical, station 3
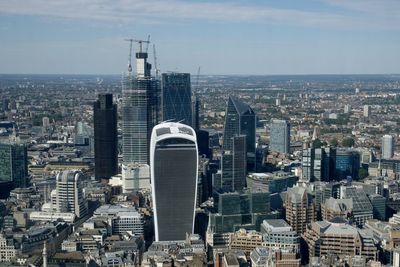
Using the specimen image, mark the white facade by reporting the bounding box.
[363,105,371,117]
[121,163,151,192]
[382,134,394,159]
[56,171,88,218]
[30,211,76,223]
[0,234,16,262]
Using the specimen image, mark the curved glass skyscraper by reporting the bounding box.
[150,122,198,241]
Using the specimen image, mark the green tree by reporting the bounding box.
[312,138,327,148]
[329,138,338,147]
[342,137,355,147]
[358,168,368,179]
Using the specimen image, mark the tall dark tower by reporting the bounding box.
[151,122,198,241]
[161,73,192,126]
[94,94,118,180]
[222,96,256,171]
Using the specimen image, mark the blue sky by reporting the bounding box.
[0,0,399,75]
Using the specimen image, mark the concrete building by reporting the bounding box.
[246,171,298,194]
[92,204,144,236]
[284,186,316,234]
[321,197,352,222]
[229,229,263,254]
[0,233,17,262]
[364,105,371,117]
[260,219,300,252]
[303,218,377,262]
[56,171,88,218]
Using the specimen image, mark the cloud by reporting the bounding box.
[0,0,397,30]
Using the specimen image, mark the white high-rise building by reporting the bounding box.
[382,134,395,159]
[56,171,88,218]
[363,105,371,117]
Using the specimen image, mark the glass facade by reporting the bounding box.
[122,52,159,165]
[0,143,27,189]
[161,73,192,126]
[94,93,118,180]
[335,149,360,180]
[269,119,290,154]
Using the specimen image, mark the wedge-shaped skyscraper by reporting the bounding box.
[150,122,198,241]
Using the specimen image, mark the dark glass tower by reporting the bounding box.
[161,73,192,126]
[123,51,159,164]
[0,143,28,198]
[222,96,256,171]
[94,94,118,180]
[220,135,247,192]
[151,122,198,241]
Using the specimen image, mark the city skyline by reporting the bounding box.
[0,0,400,75]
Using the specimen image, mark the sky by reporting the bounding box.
[0,0,399,75]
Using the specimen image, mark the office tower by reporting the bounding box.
[363,105,371,117]
[340,185,373,227]
[269,119,290,154]
[302,147,336,182]
[0,142,28,197]
[368,194,386,221]
[161,72,192,126]
[192,95,200,131]
[246,172,298,194]
[122,47,159,165]
[304,219,377,262]
[208,190,273,233]
[151,122,198,241]
[335,148,360,180]
[284,186,316,234]
[223,96,256,171]
[219,135,246,192]
[382,134,395,159]
[2,99,9,112]
[196,129,211,158]
[93,93,118,180]
[42,116,50,129]
[56,171,88,218]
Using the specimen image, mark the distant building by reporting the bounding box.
[382,134,395,160]
[335,148,360,180]
[364,105,371,117]
[161,72,192,126]
[151,122,198,241]
[269,119,290,154]
[284,186,316,234]
[93,93,118,180]
[56,171,88,218]
[302,147,336,182]
[369,194,386,221]
[0,142,28,197]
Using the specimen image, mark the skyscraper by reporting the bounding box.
[150,122,198,241]
[0,142,28,197]
[94,93,118,180]
[363,105,371,117]
[122,48,159,165]
[223,96,256,170]
[302,147,336,182]
[269,119,290,154]
[161,73,192,126]
[219,135,247,192]
[56,170,88,218]
[382,134,394,159]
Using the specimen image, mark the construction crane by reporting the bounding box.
[153,44,160,79]
[124,38,134,72]
[145,35,151,53]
